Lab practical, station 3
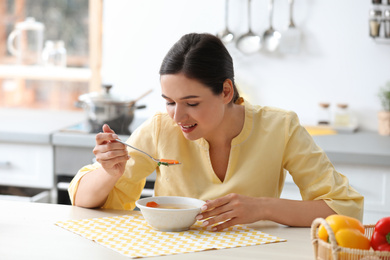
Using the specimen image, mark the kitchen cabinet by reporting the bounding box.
[0,143,52,203]
[0,108,86,203]
[0,142,53,188]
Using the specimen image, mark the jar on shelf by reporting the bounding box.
[369,9,382,38]
[317,103,331,125]
[334,104,351,127]
[372,0,382,4]
[384,9,390,38]
[42,40,67,67]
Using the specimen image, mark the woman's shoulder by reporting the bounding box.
[248,102,298,120]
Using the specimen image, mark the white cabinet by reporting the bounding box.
[0,143,53,188]
[0,142,53,202]
[335,163,390,224]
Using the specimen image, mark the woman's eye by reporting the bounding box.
[166,101,175,106]
[187,103,199,107]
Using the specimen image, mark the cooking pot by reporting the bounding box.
[76,85,147,135]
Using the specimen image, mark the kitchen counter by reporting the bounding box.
[52,116,146,147]
[1,108,389,165]
[0,108,85,144]
[312,131,390,166]
[0,200,314,260]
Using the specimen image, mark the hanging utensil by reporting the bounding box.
[262,0,281,52]
[236,0,262,54]
[217,0,234,44]
[279,0,302,54]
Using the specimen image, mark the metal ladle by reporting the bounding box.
[262,0,281,52]
[217,0,234,44]
[236,0,261,54]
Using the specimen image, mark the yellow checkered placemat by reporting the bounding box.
[56,213,286,258]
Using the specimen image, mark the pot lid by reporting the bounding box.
[78,84,133,105]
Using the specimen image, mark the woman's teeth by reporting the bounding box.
[182,124,196,128]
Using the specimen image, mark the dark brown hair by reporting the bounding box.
[159,33,239,103]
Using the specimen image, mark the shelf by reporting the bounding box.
[0,65,91,82]
[372,37,390,44]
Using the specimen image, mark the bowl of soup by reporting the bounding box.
[136,196,206,232]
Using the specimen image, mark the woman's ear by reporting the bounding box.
[222,79,234,104]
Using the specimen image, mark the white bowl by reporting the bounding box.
[136,196,205,232]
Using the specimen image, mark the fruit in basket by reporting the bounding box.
[371,216,390,252]
[335,228,370,250]
[318,215,365,241]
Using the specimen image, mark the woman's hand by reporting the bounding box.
[93,124,130,177]
[196,194,337,231]
[196,193,263,231]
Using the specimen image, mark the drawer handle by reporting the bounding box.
[0,161,11,168]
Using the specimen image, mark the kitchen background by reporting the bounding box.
[1,0,390,224]
[101,0,390,131]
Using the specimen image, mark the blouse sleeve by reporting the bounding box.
[68,115,160,210]
[282,111,364,221]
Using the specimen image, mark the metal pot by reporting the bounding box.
[76,85,146,135]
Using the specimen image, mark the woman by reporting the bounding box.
[69,33,363,231]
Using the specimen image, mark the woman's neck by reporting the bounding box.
[206,103,245,148]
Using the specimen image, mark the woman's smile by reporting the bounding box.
[179,123,198,133]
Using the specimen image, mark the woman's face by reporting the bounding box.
[160,73,227,141]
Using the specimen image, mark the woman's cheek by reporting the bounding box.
[166,106,174,119]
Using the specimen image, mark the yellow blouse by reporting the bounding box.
[69,100,364,220]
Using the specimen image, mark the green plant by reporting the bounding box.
[378,82,390,111]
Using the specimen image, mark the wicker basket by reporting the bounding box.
[311,218,390,260]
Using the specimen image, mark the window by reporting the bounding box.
[0,0,102,110]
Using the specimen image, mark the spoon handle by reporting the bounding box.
[268,0,275,29]
[288,0,295,27]
[115,139,154,160]
[247,0,253,32]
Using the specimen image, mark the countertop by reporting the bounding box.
[312,131,390,166]
[0,200,314,260]
[0,108,85,144]
[1,108,390,166]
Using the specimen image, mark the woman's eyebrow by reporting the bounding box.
[161,94,200,100]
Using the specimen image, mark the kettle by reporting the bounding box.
[7,17,45,65]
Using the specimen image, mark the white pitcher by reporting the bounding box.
[7,17,45,65]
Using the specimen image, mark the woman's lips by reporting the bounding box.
[180,123,197,133]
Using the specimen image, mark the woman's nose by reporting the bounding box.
[173,105,188,123]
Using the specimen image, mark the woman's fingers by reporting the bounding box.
[197,194,262,231]
[95,132,119,145]
[103,123,115,134]
[210,218,241,232]
[98,153,130,168]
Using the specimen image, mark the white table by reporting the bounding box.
[1,200,314,259]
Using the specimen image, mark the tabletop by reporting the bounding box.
[0,200,315,260]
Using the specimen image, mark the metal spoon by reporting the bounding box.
[217,0,234,44]
[236,0,261,54]
[115,139,181,166]
[262,0,281,52]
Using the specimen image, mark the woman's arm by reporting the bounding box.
[73,124,130,208]
[196,193,336,231]
[74,167,123,208]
